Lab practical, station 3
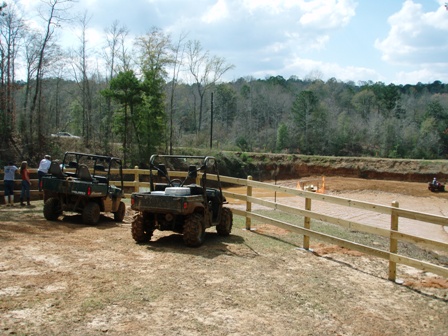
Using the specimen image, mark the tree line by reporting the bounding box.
[0,0,447,168]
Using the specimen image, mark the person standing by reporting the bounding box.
[20,161,31,206]
[3,161,18,206]
[38,155,51,191]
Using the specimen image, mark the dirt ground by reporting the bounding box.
[1,177,447,336]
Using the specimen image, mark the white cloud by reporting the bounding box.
[375,0,448,65]
[201,0,229,23]
[190,0,358,61]
[16,0,38,11]
[241,0,292,15]
[299,0,357,30]
[21,0,438,84]
[281,57,383,81]
[68,26,103,51]
[393,64,448,85]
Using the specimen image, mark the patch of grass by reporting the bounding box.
[0,211,11,221]
[80,297,105,312]
[232,215,301,252]
[78,280,158,314]
[240,152,253,164]
[251,209,447,266]
[0,206,42,219]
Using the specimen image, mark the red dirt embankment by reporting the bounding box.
[248,154,448,183]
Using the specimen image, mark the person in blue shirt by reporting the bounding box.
[3,161,18,206]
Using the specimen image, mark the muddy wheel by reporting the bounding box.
[183,213,205,247]
[216,207,233,236]
[82,202,100,225]
[131,213,155,243]
[43,197,62,220]
[113,201,126,222]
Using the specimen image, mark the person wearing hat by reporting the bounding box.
[37,155,51,191]
[3,161,18,206]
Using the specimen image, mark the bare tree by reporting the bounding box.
[48,61,70,132]
[167,31,187,154]
[104,20,129,80]
[22,32,41,142]
[102,20,128,153]
[71,10,93,145]
[117,26,132,73]
[135,27,171,76]
[28,0,74,152]
[0,2,25,157]
[186,40,234,133]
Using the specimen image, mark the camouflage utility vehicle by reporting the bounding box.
[42,152,125,225]
[130,155,233,247]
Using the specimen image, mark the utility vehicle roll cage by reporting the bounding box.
[148,154,222,194]
[55,151,124,190]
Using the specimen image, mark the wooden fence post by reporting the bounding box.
[134,166,139,192]
[246,175,253,230]
[303,197,312,250]
[389,201,399,281]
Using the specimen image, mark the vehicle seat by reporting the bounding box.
[154,183,169,191]
[188,184,203,195]
[109,185,122,197]
[94,175,108,184]
[206,189,221,220]
[48,161,65,178]
[77,164,93,181]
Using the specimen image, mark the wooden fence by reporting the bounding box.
[218,175,448,281]
[0,167,158,199]
[1,168,447,281]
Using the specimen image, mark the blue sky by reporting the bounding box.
[18,0,448,85]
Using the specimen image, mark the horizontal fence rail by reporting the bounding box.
[0,167,156,199]
[221,175,448,280]
[1,168,447,280]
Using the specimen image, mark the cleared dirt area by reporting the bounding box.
[0,177,447,336]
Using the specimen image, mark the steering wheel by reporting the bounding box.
[170,179,184,187]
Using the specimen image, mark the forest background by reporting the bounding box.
[1,0,448,168]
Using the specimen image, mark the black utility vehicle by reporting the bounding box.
[42,152,125,225]
[130,155,233,247]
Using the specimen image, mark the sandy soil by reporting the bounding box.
[279,177,448,242]
[0,177,447,336]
